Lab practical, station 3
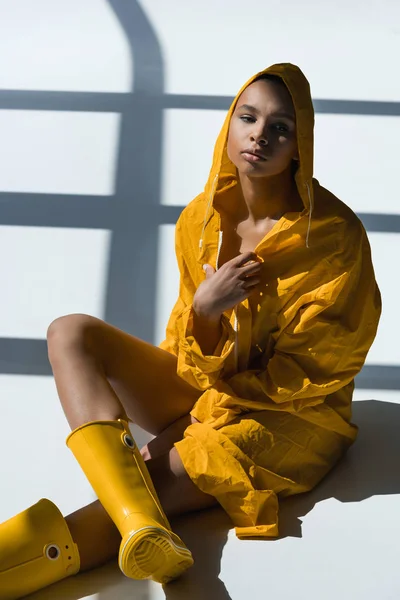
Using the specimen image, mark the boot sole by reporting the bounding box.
[119,526,194,584]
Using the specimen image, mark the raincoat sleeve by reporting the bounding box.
[191,225,381,425]
[159,214,236,388]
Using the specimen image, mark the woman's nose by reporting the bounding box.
[251,130,268,146]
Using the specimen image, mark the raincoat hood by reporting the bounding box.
[199,63,315,253]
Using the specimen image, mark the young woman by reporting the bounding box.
[0,63,381,599]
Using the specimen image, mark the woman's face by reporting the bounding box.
[227,78,298,178]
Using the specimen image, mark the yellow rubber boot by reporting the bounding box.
[0,498,80,600]
[66,419,193,584]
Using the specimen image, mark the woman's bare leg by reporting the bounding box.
[47,314,214,571]
[47,314,201,433]
[65,500,121,572]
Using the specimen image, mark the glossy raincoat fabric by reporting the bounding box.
[160,63,381,538]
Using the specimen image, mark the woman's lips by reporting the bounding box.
[241,152,266,162]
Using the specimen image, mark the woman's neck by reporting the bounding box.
[237,165,302,223]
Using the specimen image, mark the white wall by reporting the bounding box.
[0,1,399,599]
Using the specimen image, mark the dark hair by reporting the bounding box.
[253,73,287,87]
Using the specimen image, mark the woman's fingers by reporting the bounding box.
[241,277,261,289]
[239,261,262,277]
[232,251,260,267]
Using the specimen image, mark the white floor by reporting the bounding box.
[1,376,399,600]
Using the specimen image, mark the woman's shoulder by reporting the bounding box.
[313,180,366,239]
[177,192,207,222]
[176,192,210,238]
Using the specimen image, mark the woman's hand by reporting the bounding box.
[193,251,262,320]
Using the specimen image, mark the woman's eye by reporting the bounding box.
[239,116,289,132]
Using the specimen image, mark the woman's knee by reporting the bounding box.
[146,448,217,517]
[47,313,102,364]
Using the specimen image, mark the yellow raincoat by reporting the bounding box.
[160,63,381,538]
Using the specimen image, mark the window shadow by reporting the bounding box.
[1,1,400,598]
[0,0,399,391]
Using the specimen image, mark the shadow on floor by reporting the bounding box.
[160,507,233,600]
[278,398,400,538]
[26,506,233,600]
[26,398,400,598]
[25,559,149,599]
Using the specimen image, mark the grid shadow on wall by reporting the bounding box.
[0,0,398,391]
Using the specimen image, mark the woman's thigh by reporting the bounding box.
[51,314,202,435]
[103,330,201,434]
